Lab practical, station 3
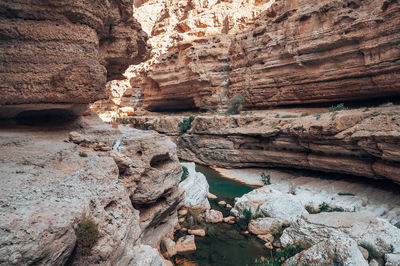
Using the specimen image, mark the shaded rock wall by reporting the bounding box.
[142,0,400,111]
[129,105,400,184]
[0,0,150,106]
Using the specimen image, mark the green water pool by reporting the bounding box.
[175,164,268,266]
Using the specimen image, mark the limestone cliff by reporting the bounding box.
[129,105,400,184]
[0,0,150,106]
[91,0,275,116]
[142,0,400,111]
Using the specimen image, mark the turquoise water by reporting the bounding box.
[175,164,268,266]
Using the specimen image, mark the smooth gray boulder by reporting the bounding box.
[284,235,368,266]
[179,162,210,210]
[231,186,308,222]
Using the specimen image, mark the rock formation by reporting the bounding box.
[0,117,182,265]
[0,0,150,106]
[140,0,400,111]
[91,0,275,115]
[179,162,211,210]
[0,1,182,265]
[280,212,400,260]
[129,105,400,183]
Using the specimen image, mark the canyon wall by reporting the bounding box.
[129,105,400,184]
[0,0,150,106]
[142,0,400,111]
[0,1,181,265]
[91,0,275,116]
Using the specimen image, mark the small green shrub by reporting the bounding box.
[178,115,195,134]
[79,152,88,158]
[254,241,312,265]
[363,107,370,112]
[180,166,189,182]
[75,217,100,257]
[300,112,310,117]
[240,111,254,116]
[118,118,129,124]
[329,103,346,112]
[134,124,147,130]
[281,115,297,119]
[16,170,25,174]
[275,114,280,118]
[318,202,344,213]
[261,172,271,185]
[395,222,400,229]
[319,202,330,212]
[314,113,322,120]
[199,102,218,113]
[243,208,253,224]
[226,95,244,115]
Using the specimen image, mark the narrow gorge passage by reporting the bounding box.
[1,0,400,265]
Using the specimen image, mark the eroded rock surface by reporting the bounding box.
[0,119,182,265]
[280,212,400,257]
[179,162,210,210]
[129,105,400,183]
[140,0,400,110]
[231,186,307,223]
[283,235,368,266]
[0,0,150,106]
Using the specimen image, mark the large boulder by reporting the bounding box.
[231,186,308,223]
[179,162,210,210]
[205,210,223,223]
[176,235,196,254]
[248,218,282,235]
[130,245,165,266]
[280,212,400,257]
[284,235,368,266]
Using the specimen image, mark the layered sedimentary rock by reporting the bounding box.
[141,0,400,111]
[92,0,275,115]
[129,105,400,183]
[143,37,231,111]
[0,0,150,106]
[229,0,400,108]
[0,117,182,265]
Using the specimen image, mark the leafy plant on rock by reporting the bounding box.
[261,171,271,185]
[226,95,244,115]
[178,115,195,134]
[180,166,189,182]
[75,217,100,257]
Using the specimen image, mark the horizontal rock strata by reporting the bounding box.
[129,105,400,183]
[0,0,150,105]
[141,0,400,111]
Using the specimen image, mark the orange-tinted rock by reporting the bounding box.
[228,0,400,108]
[0,0,150,106]
[141,0,400,111]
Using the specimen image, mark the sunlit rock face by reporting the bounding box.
[0,0,150,106]
[92,0,275,115]
[141,0,400,111]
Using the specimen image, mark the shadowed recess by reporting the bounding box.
[15,109,78,126]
